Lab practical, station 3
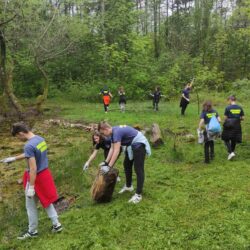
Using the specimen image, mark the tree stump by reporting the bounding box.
[150,123,164,147]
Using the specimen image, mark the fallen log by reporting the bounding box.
[44,119,97,132]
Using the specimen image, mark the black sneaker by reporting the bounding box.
[51,223,63,233]
[17,231,38,240]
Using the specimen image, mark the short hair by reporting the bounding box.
[228,95,236,101]
[98,121,111,131]
[11,122,30,136]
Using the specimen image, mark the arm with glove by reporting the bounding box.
[83,150,98,171]
[0,153,25,164]
[100,142,120,175]
[26,157,37,198]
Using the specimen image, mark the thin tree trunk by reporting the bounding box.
[145,0,148,34]
[0,29,23,116]
[153,0,159,58]
[35,59,49,113]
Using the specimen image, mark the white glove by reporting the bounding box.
[26,185,35,198]
[100,165,110,175]
[99,161,107,167]
[83,162,89,171]
[0,157,16,164]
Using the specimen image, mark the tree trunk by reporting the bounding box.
[150,123,164,147]
[153,0,159,58]
[0,29,23,117]
[35,59,49,113]
[145,0,148,34]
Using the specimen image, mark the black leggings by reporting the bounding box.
[204,141,214,163]
[224,140,236,153]
[103,104,109,112]
[181,102,188,115]
[153,101,159,111]
[123,145,146,195]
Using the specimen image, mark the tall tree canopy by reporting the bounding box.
[0,0,249,116]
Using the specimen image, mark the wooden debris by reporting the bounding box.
[150,123,164,147]
[44,119,97,131]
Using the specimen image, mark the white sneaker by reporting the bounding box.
[118,185,134,194]
[17,230,38,240]
[228,152,236,160]
[128,193,142,204]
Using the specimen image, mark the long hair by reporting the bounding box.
[92,130,103,146]
[202,100,213,112]
[119,86,124,93]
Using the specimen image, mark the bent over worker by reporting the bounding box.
[98,122,151,204]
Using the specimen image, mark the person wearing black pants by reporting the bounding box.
[82,131,112,171]
[98,122,151,204]
[224,140,236,155]
[180,82,192,115]
[198,101,221,164]
[222,95,244,160]
[123,144,146,195]
[204,134,215,163]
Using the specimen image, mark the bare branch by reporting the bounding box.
[39,42,73,62]
[37,8,57,47]
[0,14,17,27]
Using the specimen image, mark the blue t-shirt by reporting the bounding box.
[200,109,219,125]
[153,91,161,102]
[182,88,190,99]
[112,126,138,146]
[224,104,244,119]
[24,135,49,173]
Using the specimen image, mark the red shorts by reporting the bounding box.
[23,168,58,208]
[103,95,111,105]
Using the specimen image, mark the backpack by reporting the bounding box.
[207,116,221,133]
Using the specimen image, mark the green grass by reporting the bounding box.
[0,95,250,249]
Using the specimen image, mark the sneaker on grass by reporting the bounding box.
[17,231,38,240]
[128,193,142,204]
[118,185,134,194]
[228,152,235,160]
[52,223,63,233]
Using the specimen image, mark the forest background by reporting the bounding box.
[0,0,249,116]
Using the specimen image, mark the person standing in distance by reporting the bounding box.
[118,86,126,112]
[180,82,192,115]
[99,86,113,113]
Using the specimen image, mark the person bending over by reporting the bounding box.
[98,122,151,204]
[83,131,112,171]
